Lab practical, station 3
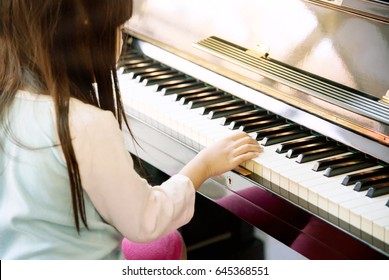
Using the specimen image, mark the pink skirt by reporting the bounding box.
[121,230,184,260]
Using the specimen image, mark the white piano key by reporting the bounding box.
[251,146,298,196]
[280,160,323,204]
[317,184,349,224]
[331,191,368,232]
[360,207,389,244]
[349,195,389,237]
[372,216,389,250]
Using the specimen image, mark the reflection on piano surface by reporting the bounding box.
[118,0,389,259]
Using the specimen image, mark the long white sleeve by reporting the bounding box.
[69,99,196,242]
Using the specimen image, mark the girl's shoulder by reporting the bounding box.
[15,89,118,137]
[69,97,119,137]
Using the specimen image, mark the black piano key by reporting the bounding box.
[286,141,337,158]
[117,56,155,69]
[118,57,153,68]
[180,90,224,104]
[275,135,327,154]
[187,94,233,108]
[127,66,171,79]
[209,104,255,119]
[220,109,268,126]
[122,63,164,76]
[123,63,164,74]
[295,146,347,163]
[312,153,367,172]
[179,90,225,105]
[353,174,389,192]
[324,160,378,177]
[239,118,286,133]
[118,54,141,61]
[229,114,276,130]
[342,166,389,186]
[152,77,197,92]
[200,99,245,115]
[252,123,301,140]
[125,57,153,65]
[136,69,178,82]
[386,200,389,207]
[160,82,205,95]
[141,73,186,86]
[171,87,217,101]
[366,182,389,198]
[119,50,143,58]
[118,53,142,62]
[134,69,178,85]
[140,72,184,85]
[354,182,371,192]
[261,130,311,146]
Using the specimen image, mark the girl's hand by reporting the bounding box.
[179,131,263,189]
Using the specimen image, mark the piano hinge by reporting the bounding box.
[246,44,270,59]
[380,89,389,105]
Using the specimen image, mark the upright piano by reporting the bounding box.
[118,0,389,259]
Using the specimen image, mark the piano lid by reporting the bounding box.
[123,0,389,144]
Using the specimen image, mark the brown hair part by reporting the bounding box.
[0,0,133,232]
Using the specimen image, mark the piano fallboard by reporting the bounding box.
[118,39,389,259]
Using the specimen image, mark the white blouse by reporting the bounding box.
[0,90,195,259]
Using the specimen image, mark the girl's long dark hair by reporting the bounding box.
[0,0,133,232]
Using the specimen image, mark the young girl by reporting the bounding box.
[0,0,262,259]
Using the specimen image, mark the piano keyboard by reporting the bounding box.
[117,49,389,255]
